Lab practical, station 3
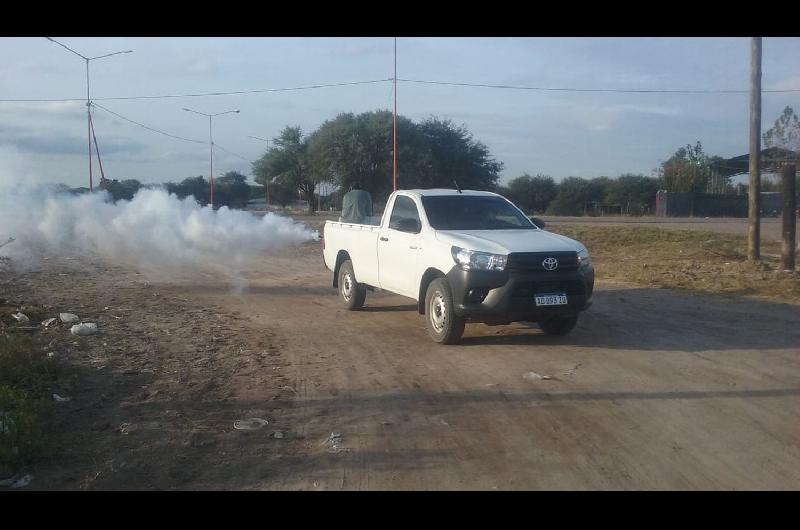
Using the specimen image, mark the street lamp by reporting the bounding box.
[45,37,133,191]
[248,135,272,207]
[183,108,240,208]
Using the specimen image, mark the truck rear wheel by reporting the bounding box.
[425,278,465,344]
[539,315,578,336]
[338,260,366,310]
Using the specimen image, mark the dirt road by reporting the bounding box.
[8,234,800,490]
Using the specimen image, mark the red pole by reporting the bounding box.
[86,60,93,192]
[393,37,398,192]
[209,115,214,208]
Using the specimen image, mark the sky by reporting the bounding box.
[1,36,799,188]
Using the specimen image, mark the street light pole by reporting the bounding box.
[45,38,132,191]
[183,108,240,208]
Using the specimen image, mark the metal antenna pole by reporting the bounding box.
[393,37,398,192]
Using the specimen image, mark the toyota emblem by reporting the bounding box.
[542,257,559,271]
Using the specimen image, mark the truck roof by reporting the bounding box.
[399,189,499,198]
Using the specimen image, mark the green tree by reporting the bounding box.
[306,111,401,202]
[165,176,209,205]
[104,179,142,202]
[547,177,612,216]
[763,106,800,169]
[305,111,502,205]
[501,174,556,213]
[416,116,502,192]
[604,174,661,215]
[214,171,251,209]
[252,126,317,212]
[659,141,724,193]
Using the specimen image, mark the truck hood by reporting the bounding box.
[434,229,585,255]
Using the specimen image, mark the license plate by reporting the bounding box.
[535,293,568,306]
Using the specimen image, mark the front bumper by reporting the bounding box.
[445,264,594,324]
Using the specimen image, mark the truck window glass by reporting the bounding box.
[388,196,421,233]
[421,196,535,230]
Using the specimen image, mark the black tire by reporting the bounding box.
[539,315,578,336]
[338,260,366,310]
[424,278,466,344]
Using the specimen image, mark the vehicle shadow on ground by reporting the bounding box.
[458,287,800,352]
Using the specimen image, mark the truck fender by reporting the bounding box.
[332,250,351,288]
[418,268,446,314]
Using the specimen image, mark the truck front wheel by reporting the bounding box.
[338,260,366,310]
[425,278,465,344]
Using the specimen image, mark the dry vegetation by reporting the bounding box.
[550,225,800,304]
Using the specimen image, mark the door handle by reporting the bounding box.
[379,236,389,242]
[409,245,418,249]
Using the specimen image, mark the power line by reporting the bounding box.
[213,143,253,163]
[396,77,800,94]
[92,102,206,144]
[0,79,392,103]
[6,76,800,104]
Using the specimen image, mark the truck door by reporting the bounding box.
[378,195,422,298]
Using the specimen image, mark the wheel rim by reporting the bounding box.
[430,291,447,332]
[341,271,353,301]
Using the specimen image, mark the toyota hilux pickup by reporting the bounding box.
[321,189,594,344]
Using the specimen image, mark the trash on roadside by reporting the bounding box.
[47,352,55,358]
[9,474,32,489]
[42,317,58,328]
[60,313,80,324]
[320,432,349,453]
[563,363,582,377]
[233,418,268,431]
[52,394,70,402]
[271,430,285,439]
[523,371,553,381]
[119,422,136,435]
[70,323,98,336]
[11,312,30,324]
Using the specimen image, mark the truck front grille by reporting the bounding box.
[505,251,579,272]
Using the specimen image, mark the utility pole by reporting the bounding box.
[748,37,762,261]
[45,38,132,191]
[183,108,240,208]
[782,163,797,271]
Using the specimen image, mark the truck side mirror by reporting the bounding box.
[393,217,421,233]
[531,217,546,229]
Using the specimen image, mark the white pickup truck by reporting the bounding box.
[322,189,594,344]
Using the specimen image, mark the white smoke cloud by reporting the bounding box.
[0,185,317,282]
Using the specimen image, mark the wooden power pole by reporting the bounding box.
[748,37,762,261]
[782,163,797,271]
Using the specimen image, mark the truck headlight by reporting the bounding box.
[577,248,591,267]
[451,246,507,271]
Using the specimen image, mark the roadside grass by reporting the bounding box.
[549,225,800,304]
[0,328,63,476]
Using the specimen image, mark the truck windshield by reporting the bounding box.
[421,195,536,230]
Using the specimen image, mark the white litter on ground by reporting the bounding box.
[59,313,80,324]
[70,323,98,336]
[523,371,553,381]
[11,312,29,324]
[233,418,268,431]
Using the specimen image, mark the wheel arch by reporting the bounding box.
[332,250,351,288]
[418,267,446,314]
